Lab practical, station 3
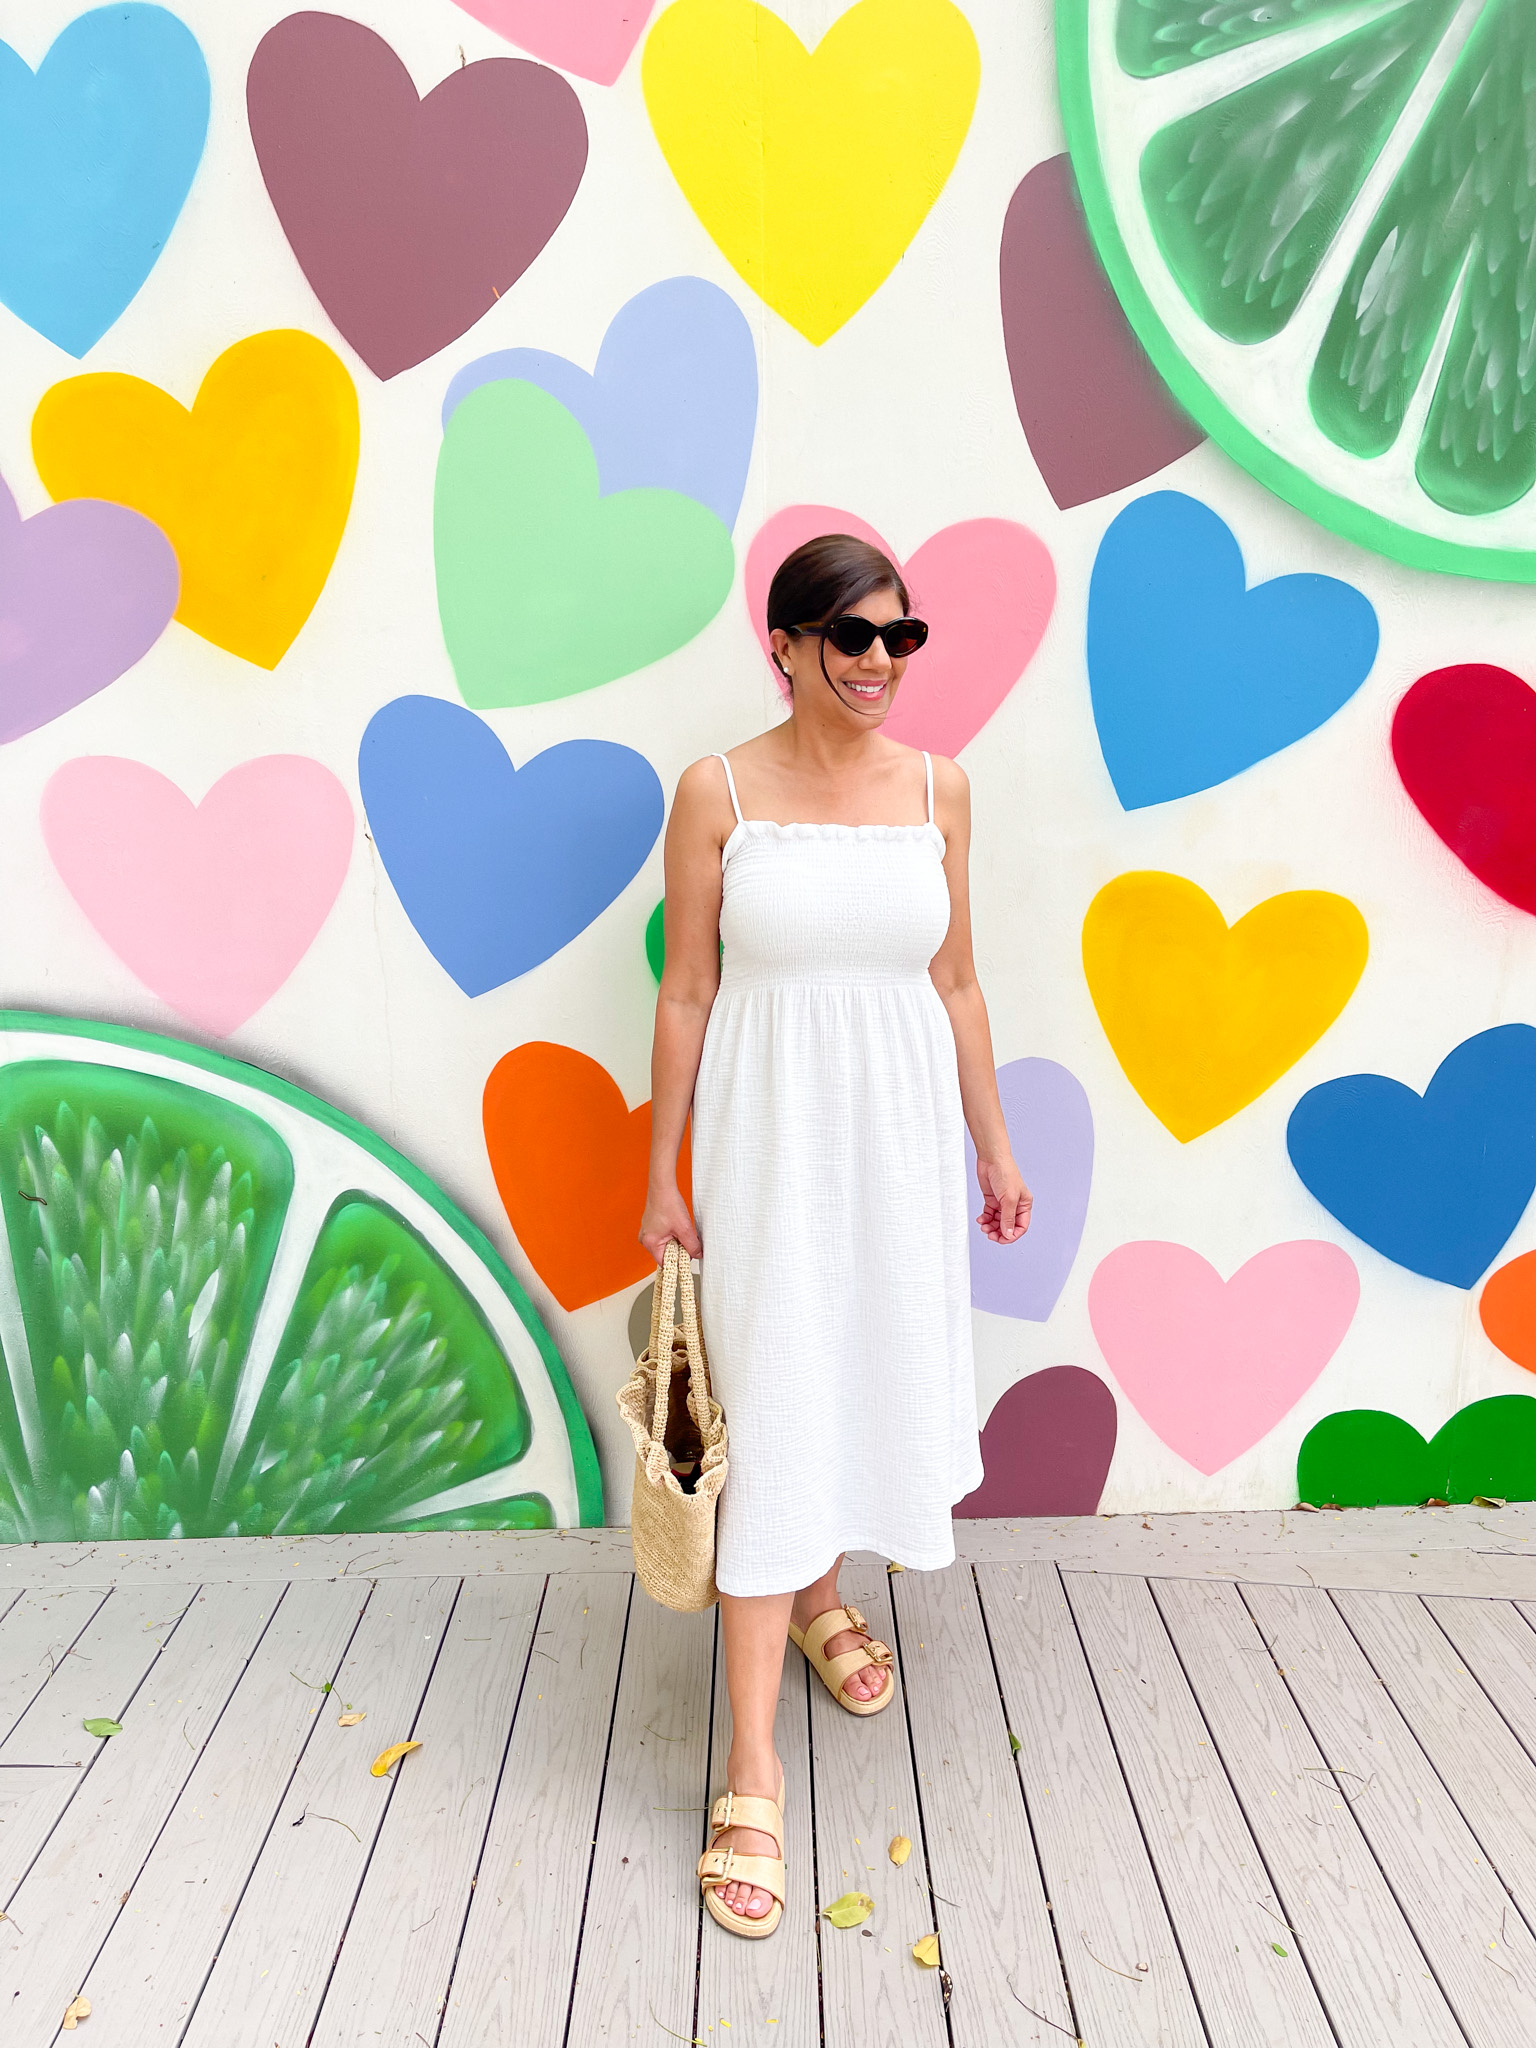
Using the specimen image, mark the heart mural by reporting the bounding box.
[966,1058,1093,1321]
[31,329,359,669]
[1481,1250,1536,1373]
[744,505,1054,758]
[451,0,659,87]
[358,694,664,996]
[1297,1397,1536,1509]
[443,276,759,530]
[1393,664,1536,915]
[953,1367,1117,1517]
[41,756,354,1037]
[1000,156,1203,509]
[1082,871,1368,1142]
[0,5,209,356]
[1088,491,1379,809]
[1088,1239,1359,1475]
[484,1041,693,1311]
[1287,1024,1536,1289]
[0,472,178,744]
[247,13,587,380]
[643,0,979,344]
[437,379,735,706]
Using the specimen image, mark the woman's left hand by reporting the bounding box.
[976,1156,1032,1244]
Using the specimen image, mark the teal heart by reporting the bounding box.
[435,379,734,706]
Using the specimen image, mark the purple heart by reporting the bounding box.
[967,1057,1093,1320]
[955,1367,1117,1517]
[0,476,178,745]
[247,14,587,381]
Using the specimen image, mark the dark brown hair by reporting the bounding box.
[766,534,910,641]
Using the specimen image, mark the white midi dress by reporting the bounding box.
[690,751,982,1599]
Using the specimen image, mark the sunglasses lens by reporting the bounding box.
[882,620,928,657]
[826,616,878,656]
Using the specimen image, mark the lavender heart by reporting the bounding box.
[967,1057,1094,1320]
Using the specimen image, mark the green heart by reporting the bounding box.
[1297,1394,1536,1507]
[434,380,735,707]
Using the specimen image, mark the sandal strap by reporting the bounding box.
[819,1642,894,1697]
[708,1791,784,1842]
[698,1847,786,1904]
[802,1603,889,1664]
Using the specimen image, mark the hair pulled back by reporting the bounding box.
[765,535,910,684]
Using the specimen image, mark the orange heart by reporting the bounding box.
[1481,1251,1536,1372]
[483,1041,693,1312]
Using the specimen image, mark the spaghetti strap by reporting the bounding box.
[715,751,744,825]
[922,751,934,827]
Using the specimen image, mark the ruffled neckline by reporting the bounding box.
[725,818,946,856]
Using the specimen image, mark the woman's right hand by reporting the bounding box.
[640,1185,702,1265]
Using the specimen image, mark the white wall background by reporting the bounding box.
[2,0,1534,1520]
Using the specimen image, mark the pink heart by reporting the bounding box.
[42,757,354,1037]
[744,505,1055,758]
[1087,1240,1359,1475]
[451,1,656,85]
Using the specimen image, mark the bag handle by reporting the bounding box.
[648,1238,710,1445]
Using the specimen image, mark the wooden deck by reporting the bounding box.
[6,1508,1536,2046]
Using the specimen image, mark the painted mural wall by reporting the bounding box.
[0,0,1533,1536]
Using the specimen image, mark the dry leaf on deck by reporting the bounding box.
[1474,1496,1506,1508]
[888,1836,912,1866]
[912,1935,940,1967]
[62,1995,91,2028]
[337,1711,367,1727]
[369,1739,422,1777]
[822,1892,874,1928]
[887,1563,905,1573]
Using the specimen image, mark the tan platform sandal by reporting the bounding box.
[698,1782,786,1939]
[787,1603,895,1716]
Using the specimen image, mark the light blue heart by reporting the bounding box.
[0,6,208,358]
[1088,491,1379,810]
[441,276,758,531]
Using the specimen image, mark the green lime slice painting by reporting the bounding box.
[0,1013,601,1542]
[1060,0,1536,581]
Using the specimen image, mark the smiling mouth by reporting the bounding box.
[844,679,886,698]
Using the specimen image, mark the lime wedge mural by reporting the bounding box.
[0,1014,600,1543]
[1060,0,1536,580]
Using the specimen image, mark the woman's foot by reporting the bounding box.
[790,1596,890,1703]
[710,1755,784,1923]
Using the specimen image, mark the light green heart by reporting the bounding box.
[434,379,735,706]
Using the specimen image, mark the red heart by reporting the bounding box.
[1393,664,1536,914]
[247,14,588,380]
[484,1042,692,1312]
[954,1367,1116,1517]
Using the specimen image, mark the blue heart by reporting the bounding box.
[359,696,663,998]
[0,6,209,357]
[441,276,758,531]
[1287,1024,1536,1289]
[1088,492,1379,810]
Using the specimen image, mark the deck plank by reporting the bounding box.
[1066,1570,1335,2046]
[310,1576,544,2046]
[893,1563,1072,2046]
[1,1582,199,1765]
[697,1614,819,2045]
[1245,1580,1536,2046]
[69,1578,364,2048]
[807,1561,947,2048]
[1428,1596,1536,1763]
[438,1573,631,2048]
[0,1588,110,1744]
[0,1582,281,2040]
[1155,1576,1462,2048]
[178,1575,459,2048]
[0,1768,87,1901]
[1336,1587,1536,1921]
[976,1562,1205,2048]
[565,1589,715,2046]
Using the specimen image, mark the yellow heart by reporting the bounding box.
[32,329,358,670]
[1082,872,1368,1142]
[643,0,979,345]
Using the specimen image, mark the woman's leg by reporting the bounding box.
[711,1588,793,1920]
[790,1555,890,1702]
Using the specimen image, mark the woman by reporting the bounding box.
[639,534,1031,1937]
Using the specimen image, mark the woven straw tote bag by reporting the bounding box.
[616,1238,728,1612]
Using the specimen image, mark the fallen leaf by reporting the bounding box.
[889,1835,912,1866]
[62,1995,91,2028]
[337,1711,367,1727]
[823,1891,874,1928]
[81,1719,121,1739]
[887,1562,905,1573]
[1008,1731,1021,1756]
[1293,1501,1320,1513]
[1272,1942,1288,1957]
[370,1739,422,1778]
[1425,1498,1450,1508]
[912,1934,940,1968]
[1474,1496,1506,1508]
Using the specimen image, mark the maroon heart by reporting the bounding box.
[1000,156,1203,510]
[247,12,588,381]
[1392,664,1536,915]
[955,1366,1117,1518]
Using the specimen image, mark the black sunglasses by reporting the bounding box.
[788,614,929,659]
